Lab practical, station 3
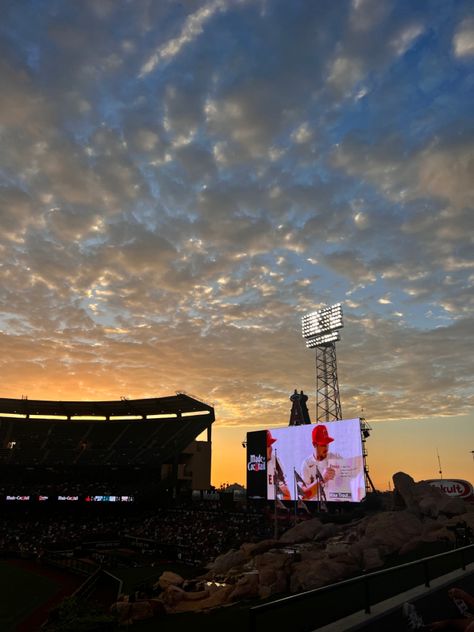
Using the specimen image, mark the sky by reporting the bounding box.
[0,0,473,491]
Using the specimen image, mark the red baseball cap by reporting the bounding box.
[267,431,277,447]
[312,425,334,446]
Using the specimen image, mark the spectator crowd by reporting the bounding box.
[0,503,272,566]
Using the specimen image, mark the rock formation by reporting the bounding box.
[393,472,466,518]
[118,472,473,619]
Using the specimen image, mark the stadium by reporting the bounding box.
[0,393,214,503]
[1,392,473,632]
[0,392,273,631]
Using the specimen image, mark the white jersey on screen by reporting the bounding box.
[301,454,328,486]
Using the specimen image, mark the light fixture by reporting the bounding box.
[301,303,344,423]
[302,304,343,347]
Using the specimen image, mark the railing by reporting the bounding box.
[72,567,103,600]
[175,390,215,408]
[248,544,474,632]
[72,568,123,603]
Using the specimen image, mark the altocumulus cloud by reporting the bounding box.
[0,0,472,428]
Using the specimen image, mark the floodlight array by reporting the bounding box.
[302,303,343,340]
[305,331,340,348]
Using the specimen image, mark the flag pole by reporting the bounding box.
[293,468,298,523]
[273,448,278,539]
[316,467,321,513]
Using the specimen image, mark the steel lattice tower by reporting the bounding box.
[315,341,342,422]
[302,305,376,494]
[302,304,344,422]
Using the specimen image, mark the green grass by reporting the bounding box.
[0,561,59,631]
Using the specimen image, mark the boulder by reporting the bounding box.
[205,548,247,577]
[418,496,441,519]
[393,472,420,515]
[342,541,364,567]
[326,540,351,558]
[398,538,423,556]
[422,527,454,544]
[156,571,184,591]
[110,601,133,625]
[279,518,323,544]
[439,497,466,517]
[148,599,166,617]
[363,510,423,555]
[258,568,288,599]
[415,481,466,517]
[344,530,360,543]
[130,601,154,621]
[330,550,360,575]
[361,546,384,570]
[181,589,211,601]
[160,584,187,608]
[253,549,294,599]
[422,518,441,534]
[240,539,280,557]
[353,516,372,537]
[299,548,328,564]
[397,525,454,555]
[313,523,341,542]
[290,556,355,593]
[393,474,466,518]
[169,585,235,613]
[254,550,293,572]
[228,572,259,601]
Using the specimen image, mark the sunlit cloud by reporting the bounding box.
[0,0,472,488]
[140,0,245,76]
[453,18,474,58]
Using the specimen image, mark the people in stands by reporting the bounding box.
[0,503,272,566]
[403,587,474,631]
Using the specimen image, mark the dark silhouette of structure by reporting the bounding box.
[0,393,214,500]
[288,389,311,426]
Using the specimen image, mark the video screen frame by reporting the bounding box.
[247,419,366,503]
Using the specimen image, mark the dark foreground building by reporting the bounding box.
[0,392,214,503]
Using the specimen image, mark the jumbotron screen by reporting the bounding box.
[247,419,365,503]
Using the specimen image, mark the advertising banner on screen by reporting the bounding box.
[248,419,365,503]
[246,430,267,499]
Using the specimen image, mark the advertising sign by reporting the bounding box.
[246,430,267,499]
[1,494,135,503]
[426,479,474,500]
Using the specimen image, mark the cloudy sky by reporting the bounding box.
[1,0,473,489]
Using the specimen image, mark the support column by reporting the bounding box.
[315,342,342,422]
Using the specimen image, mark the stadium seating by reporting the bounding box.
[0,394,214,499]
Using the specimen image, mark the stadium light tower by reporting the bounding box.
[302,303,344,422]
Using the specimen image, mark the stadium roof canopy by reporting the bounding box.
[0,394,215,467]
[0,392,214,420]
